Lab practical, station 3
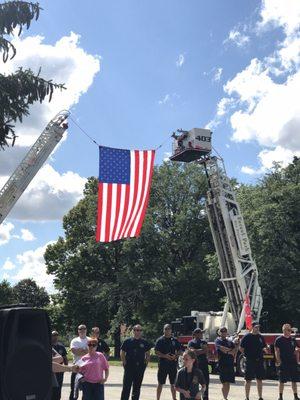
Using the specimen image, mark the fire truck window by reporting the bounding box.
[183,317,197,335]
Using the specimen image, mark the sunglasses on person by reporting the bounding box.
[134,329,142,332]
[88,343,97,347]
[220,329,227,333]
[78,328,86,331]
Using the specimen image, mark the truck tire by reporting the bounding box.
[236,353,246,376]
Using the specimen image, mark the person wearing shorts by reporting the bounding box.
[275,323,300,400]
[240,322,267,400]
[215,327,238,400]
[155,324,183,400]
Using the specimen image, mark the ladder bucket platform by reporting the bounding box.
[170,148,210,162]
[170,128,212,163]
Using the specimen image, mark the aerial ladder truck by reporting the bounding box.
[170,127,263,335]
[0,111,69,225]
[169,128,278,374]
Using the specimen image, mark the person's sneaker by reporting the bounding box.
[258,398,264,400]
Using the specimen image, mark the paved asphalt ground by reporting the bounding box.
[60,365,285,400]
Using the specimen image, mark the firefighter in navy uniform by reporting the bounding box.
[188,328,210,400]
[120,324,152,400]
[275,323,300,400]
[155,323,183,400]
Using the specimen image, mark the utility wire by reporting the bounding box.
[69,113,100,147]
[69,112,172,152]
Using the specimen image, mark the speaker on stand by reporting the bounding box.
[0,304,52,400]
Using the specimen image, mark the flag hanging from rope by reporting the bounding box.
[96,146,155,243]
[244,293,253,330]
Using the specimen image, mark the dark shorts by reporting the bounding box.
[158,362,177,385]
[278,363,299,383]
[244,359,265,381]
[219,364,235,383]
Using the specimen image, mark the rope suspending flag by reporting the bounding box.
[96,146,155,243]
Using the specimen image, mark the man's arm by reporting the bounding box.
[155,350,173,360]
[274,346,281,366]
[120,350,126,366]
[145,350,151,364]
[71,347,88,356]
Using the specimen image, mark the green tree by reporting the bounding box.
[237,157,300,330]
[45,162,220,338]
[0,1,65,149]
[13,278,50,307]
[0,279,15,305]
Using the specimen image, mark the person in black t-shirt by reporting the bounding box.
[175,350,206,400]
[215,326,238,400]
[90,327,110,358]
[240,322,267,400]
[155,324,183,400]
[120,324,152,400]
[51,330,68,400]
[188,328,209,400]
[275,323,300,400]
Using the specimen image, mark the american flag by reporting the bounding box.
[96,146,155,243]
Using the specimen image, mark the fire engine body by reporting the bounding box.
[170,128,297,375]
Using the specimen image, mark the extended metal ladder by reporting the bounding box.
[202,156,263,330]
[0,110,69,224]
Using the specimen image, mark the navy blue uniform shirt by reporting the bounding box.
[155,336,182,365]
[215,338,235,366]
[275,335,298,364]
[240,333,266,360]
[188,338,208,365]
[121,338,152,367]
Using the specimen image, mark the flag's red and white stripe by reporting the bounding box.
[96,150,155,242]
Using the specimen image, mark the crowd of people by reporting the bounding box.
[51,322,300,400]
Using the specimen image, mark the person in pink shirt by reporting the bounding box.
[79,338,109,400]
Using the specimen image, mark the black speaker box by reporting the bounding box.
[0,305,52,400]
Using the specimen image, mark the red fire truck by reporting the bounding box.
[170,128,299,376]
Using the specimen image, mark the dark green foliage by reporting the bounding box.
[45,163,220,338]
[13,278,50,307]
[45,158,300,337]
[0,279,15,305]
[0,1,65,149]
[237,157,300,330]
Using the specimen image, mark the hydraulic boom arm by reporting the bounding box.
[0,111,69,224]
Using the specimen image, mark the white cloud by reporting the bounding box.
[213,67,223,82]
[2,273,10,280]
[176,54,185,68]
[20,229,36,241]
[225,29,250,47]
[13,242,55,293]
[2,258,16,271]
[1,164,86,221]
[158,93,180,106]
[259,0,300,35]
[0,33,98,221]
[0,222,14,245]
[158,94,171,105]
[0,32,100,151]
[241,165,263,175]
[212,1,300,172]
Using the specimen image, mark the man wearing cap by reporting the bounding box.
[240,322,267,400]
[69,324,90,400]
[188,328,210,400]
[275,323,300,400]
[120,324,152,400]
[52,330,68,400]
[215,327,238,400]
[155,324,183,400]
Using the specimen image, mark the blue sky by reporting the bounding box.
[0,0,299,291]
